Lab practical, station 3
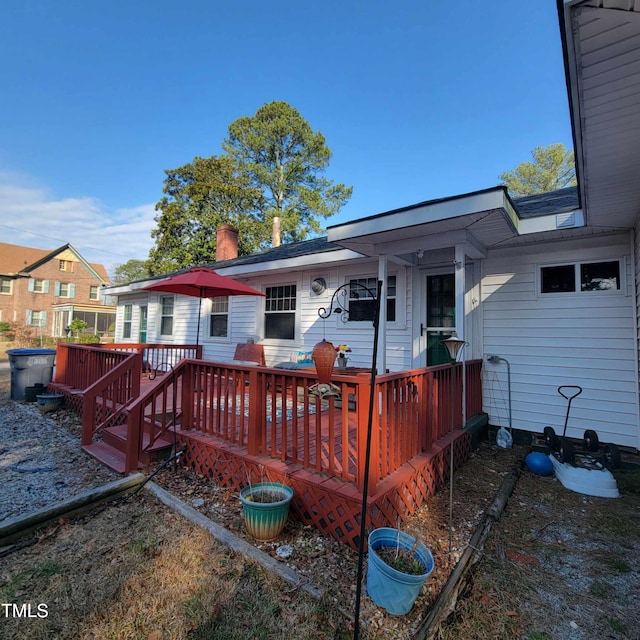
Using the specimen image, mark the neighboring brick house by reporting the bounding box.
[0,242,116,338]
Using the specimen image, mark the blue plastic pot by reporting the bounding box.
[239,482,293,541]
[367,528,434,615]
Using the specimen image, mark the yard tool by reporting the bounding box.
[541,385,621,498]
[543,385,622,469]
[543,385,582,461]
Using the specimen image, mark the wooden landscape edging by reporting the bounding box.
[0,473,146,548]
[144,481,325,601]
[415,458,524,640]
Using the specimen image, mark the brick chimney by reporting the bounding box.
[216,224,238,261]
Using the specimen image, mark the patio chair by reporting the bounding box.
[231,341,266,366]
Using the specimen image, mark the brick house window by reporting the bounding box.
[0,278,11,294]
[59,260,73,271]
[26,310,47,326]
[28,279,49,293]
[89,285,99,300]
[55,282,76,298]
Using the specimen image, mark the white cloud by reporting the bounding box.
[0,171,157,277]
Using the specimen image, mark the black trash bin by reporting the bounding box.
[7,348,57,402]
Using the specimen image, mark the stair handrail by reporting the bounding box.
[81,352,142,446]
[123,358,191,472]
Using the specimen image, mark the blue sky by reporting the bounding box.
[0,1,572,275]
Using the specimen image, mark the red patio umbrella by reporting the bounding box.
[142,267,265,345]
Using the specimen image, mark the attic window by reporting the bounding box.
[59,260,73,272]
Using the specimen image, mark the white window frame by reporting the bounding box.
[122,304,133,339]
[27,310,47,327]
[208,296,230,340]
[337,270,406,329]
[89,285,99,301]
[0,278,12,295]
[160,296,174,337]
[537,258,624,297]
[29,278,48,293]
[263,283,297,342]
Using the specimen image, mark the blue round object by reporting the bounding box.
[526,452,554,476]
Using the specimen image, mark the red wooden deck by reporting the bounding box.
[49,343,483,549]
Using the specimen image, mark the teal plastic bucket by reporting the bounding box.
[367,528,434,615]
[239,482,293,541]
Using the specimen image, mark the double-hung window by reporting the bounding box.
[55,282,75,298]
[26,310,47,326]
[28,279,49,293]
[264,285,296,340]
[0,278,11,294]
[347,276,397,322]
[160,296,174,336]
[89,285,99,301]
[209,296,229,338]
[122,304,132,339]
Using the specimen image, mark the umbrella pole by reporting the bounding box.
[196,294,202,348]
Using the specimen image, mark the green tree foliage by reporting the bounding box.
[112,259,151,284]
[148,155,263,275]
[223,101,352,245]
[499,143,576,197]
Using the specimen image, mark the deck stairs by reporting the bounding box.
[82,411,177,473]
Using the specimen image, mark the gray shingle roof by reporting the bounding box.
[512,186,579,219]
[204,235,342,270]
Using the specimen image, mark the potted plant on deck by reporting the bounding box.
[335,344,352,369]
[366,527,435,615]
[239,482,294,541]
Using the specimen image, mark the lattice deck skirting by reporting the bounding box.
[177,429,472,551]
[47,383,85,414]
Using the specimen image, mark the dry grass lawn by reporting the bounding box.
[0,492,350,640]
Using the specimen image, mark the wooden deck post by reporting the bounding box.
[81,386,96,446]
[181,362,194,430]
[355,379,379,495]
[246,368,263,455]
[54,343,69,384]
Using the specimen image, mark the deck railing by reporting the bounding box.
[125,358,483,490]
[124,360,189,472]
[55,342,202,390]
[81,352,142,446]
[98,343,202,372]
[55,343,135,390]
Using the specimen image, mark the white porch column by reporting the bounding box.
[377,256,388,374]
[454,245,465,340]
[455,244,466,423]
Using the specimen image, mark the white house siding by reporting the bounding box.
[113,261,415,371]
[634,222,640,451]
[481,234,639,449]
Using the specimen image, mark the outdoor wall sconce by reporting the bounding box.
[310,276,327,295]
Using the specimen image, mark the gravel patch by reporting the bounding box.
[0,395,117,522]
